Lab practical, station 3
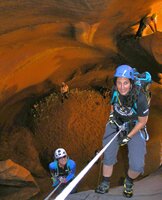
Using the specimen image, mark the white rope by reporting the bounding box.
[53,126,123,200]
[44,182,61,200]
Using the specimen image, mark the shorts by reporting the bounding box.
[102,122,147,173]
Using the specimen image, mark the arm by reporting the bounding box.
[65,160,76,182]
[60,87,63,94]
[66,85,69,93]
[108,105,114,123]
[119,115,148,146]
[50,169,55,177]
[148,24,155,32]
[49,162,60,187]
[128,90,149,138]
[128,115,148,138]
[110,105,114,112]
[153,21,157,32]
[49,162,56,177]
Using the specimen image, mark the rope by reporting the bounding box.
[53,126,123,200]
[44,182,61,200]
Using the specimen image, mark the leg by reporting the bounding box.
[103,164,113,177]
[64,92,69,99]
[95,123,119,194]
[123,131,146,197]
[128,169,140,179]
[135,21,146,38]
[128,131,146,174]
[61,94,65,103]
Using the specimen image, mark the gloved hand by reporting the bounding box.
[51,176,55,182]
[51,176,59,187]
[59,177,67,183]
[119,136,131,146]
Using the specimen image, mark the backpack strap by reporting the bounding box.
[110,90,119,104]
[66,159,70,170]
[53,160,59,176]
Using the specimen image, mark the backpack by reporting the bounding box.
[111,68,152,112]
[133,68,152,105]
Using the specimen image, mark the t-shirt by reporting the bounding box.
[112,90,149,123]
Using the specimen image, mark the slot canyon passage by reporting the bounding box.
[0,0,162,199]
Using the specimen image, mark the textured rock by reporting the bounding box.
[0,159,40,200]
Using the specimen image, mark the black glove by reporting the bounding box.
[119,136,131,146]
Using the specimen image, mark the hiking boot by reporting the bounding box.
[95,181,110,194]
[123,178,133,198]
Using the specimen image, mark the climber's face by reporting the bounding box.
[58,155,67,167]
[116,77,131,96]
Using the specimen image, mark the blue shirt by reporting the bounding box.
[49,159,76,187]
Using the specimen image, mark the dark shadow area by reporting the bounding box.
[0,79,59,132]
[115,34,162,82]
[39,148,53,172]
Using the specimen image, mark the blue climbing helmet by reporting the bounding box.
[114,65,134,80]
[111,67,152,110]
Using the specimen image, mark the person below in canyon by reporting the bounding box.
[135,13,157,39]
[60,82,69,103]
[95,65,150,198]
[49,148,77,195]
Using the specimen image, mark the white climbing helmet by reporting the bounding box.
[54,148,67,159]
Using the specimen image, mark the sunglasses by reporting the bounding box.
[59,155,67,160]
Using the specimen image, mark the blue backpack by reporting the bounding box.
[133,68,152,105]
[111,69,152,112]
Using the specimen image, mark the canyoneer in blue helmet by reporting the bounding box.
[95,64,151,198]
[114,65,134,80]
